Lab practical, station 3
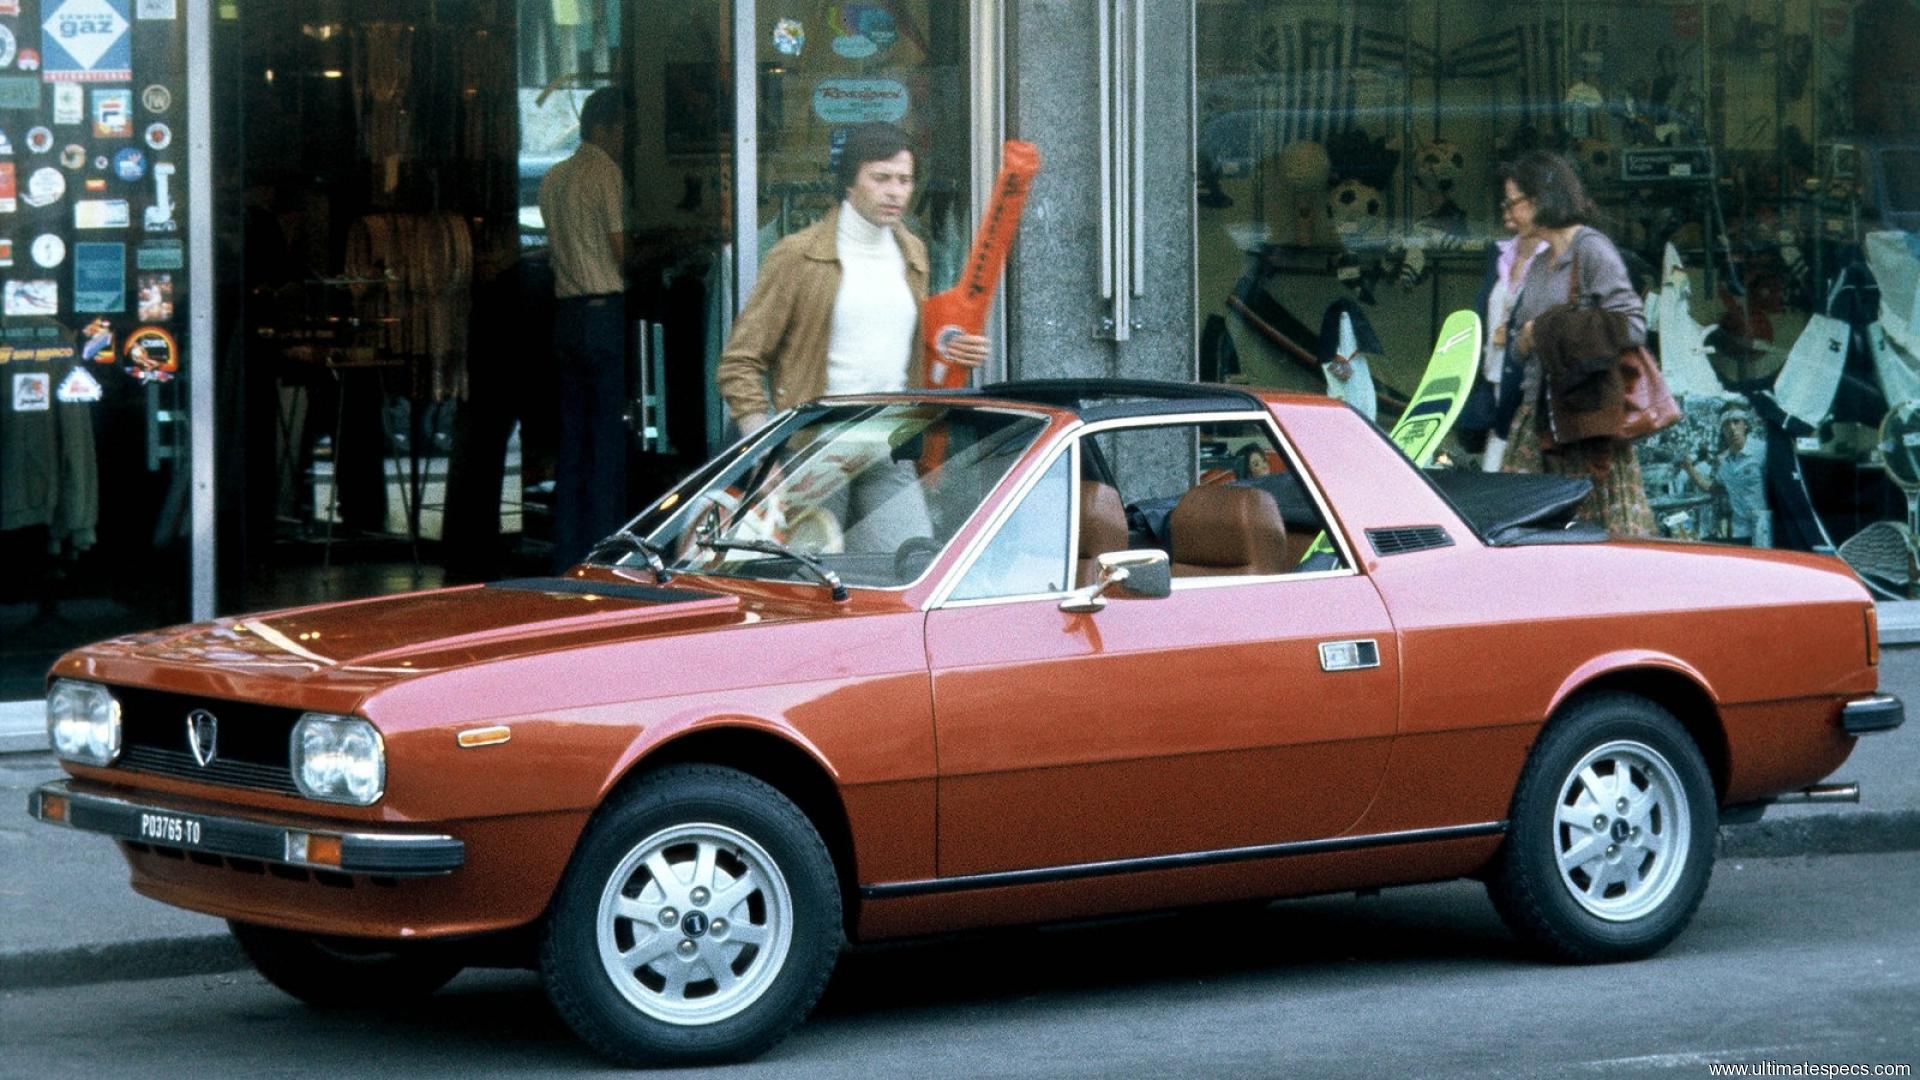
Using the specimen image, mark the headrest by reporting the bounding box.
[1169,484,1287,574]
[1078,481,1129,558]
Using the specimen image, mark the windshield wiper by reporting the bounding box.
[698,536,849,602]
[588,528,674,584]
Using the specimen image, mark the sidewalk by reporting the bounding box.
[3,646,1916,992]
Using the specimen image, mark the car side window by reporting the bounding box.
[949,452,1073,601]
[1088,420,1348,577]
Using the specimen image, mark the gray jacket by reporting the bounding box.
[1511,226,1646,400]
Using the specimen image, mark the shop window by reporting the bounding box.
[753,2,973,292]
[1195,0,1920,572]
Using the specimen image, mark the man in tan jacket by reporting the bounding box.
[715,123,989,436]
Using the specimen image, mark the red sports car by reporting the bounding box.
[29,382,1903,1065]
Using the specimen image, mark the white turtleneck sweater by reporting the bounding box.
[825,201,917,395]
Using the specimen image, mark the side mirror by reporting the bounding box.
[1058,549,1172,614]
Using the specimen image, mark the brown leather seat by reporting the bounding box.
[1169,484,1288,577]
[1077,481,1130,586]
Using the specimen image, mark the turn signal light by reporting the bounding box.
[1866,605,1880,667]
[40,793,69,823]
[286,831,344,867]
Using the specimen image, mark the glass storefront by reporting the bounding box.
[1195,0,1920,586]
[0,0,197,697]
[1,0,991,695]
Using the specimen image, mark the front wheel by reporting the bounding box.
[540,765,842,1067]
[1487,692,1718,963]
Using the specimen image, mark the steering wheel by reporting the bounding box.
[893,536,942,582]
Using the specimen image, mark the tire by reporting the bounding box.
[540,765,843,1067]
[228,921,465,1007]
[1486,692,1717,964]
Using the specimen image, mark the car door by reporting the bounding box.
[924,417,1400,879]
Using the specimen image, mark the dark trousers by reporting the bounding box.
[553,296,629,571]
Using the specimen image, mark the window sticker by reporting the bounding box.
[53,83,82,124]
[4,278,58,315]
[90,87,131,137]
[72,240,123,311]
[124,324,174,382]
[42,0,134,83]
[13,371,51,411]
[73,196,128,228]
[56,365,102,402]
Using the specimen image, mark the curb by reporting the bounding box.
[0,934,247,991]
[3,815,1916,993]
[1717,809,1920,859]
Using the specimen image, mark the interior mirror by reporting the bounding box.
[1058,549,1171,614]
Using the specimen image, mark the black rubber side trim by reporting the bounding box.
[859,821,1507,900]
[485,578,721,603]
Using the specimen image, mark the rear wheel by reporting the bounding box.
[228,921,465,1007]
[540,765,842,1066]
[1487,692,1717,963]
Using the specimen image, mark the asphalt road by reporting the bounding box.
[2,852,1914,1080]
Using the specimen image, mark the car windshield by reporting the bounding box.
[609,403,1052,591]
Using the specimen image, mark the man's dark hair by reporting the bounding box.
[837,123,914,191]
[579,87,625,143]
[1498,150,1598,229]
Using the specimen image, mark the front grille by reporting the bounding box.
[1367,526,1454,557]
[113,687,302,797]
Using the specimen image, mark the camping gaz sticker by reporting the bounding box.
[141,83,168,113]
[13,371,51,411]
[772,17,804,56]
[33,232,66,267]
[23,165,63,206]
[54,84,82,124]
[91,87,132,137]
[43,0,133,83]
[124,324,173,382]
[112,146,142,181]
[143,121,169,150]
[56,365,102,402]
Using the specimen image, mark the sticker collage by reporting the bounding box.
[0,0,181,416]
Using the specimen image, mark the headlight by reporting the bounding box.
[291,713,386,805]
[48,680,120,766]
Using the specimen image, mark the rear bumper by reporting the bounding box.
[1842,694,1905,735]
[28,780,464,877]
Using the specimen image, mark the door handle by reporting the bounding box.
[1319,640,1380,672]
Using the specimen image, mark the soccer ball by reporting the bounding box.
[1413,139,1465,194]
[1571,137,1614,183]
[1327,179,1385,243]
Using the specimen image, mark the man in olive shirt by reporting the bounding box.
[539,87,629,570]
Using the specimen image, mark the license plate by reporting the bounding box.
[138,811,204,846]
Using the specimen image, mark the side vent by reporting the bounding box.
[1367,526,1453,557]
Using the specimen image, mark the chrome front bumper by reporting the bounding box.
[28,780,464,877]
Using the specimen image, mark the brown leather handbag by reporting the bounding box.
[1618,343,1682,439]
[1544,243,1682,443]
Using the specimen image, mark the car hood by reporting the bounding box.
[86,577,754,682]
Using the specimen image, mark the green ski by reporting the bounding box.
[1300,309,1483,563]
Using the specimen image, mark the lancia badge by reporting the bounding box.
[186,709,218,767]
